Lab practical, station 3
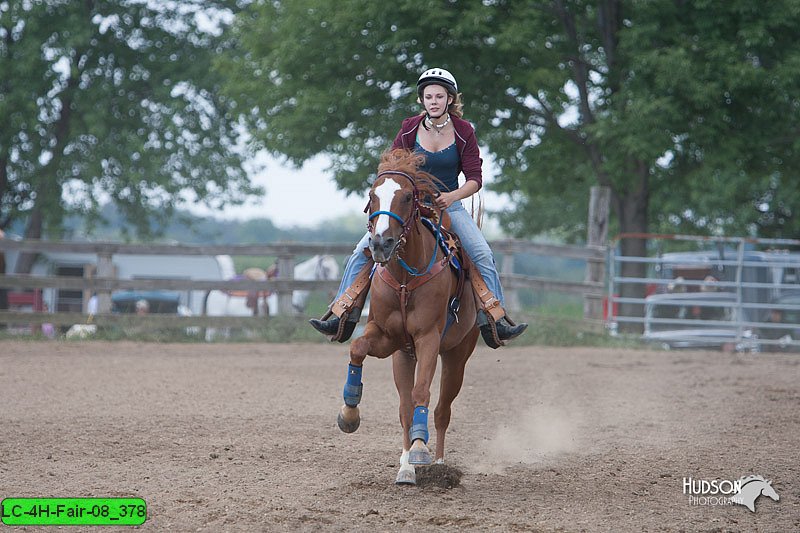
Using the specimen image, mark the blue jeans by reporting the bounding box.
[335,201,505,307]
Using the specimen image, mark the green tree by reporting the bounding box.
[0,0,260,271]
[223,1,800,232]
[220,0,800,324]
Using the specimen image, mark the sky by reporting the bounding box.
[189,151,512,230]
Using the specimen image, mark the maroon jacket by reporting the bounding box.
[391,114,483,189]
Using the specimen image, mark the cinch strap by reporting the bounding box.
[409,405,429,443]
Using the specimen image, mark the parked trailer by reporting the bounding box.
[609,234,800,351]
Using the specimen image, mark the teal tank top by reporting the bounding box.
[415,140,460,192]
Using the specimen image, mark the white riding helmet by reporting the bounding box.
[417,68,458,97]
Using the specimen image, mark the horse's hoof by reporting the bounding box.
[337,405,360,433]
[408,447,433,465]
[395,468,416,485]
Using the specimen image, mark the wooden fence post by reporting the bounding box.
[584,186,610,320]
[96,252,114,314]
[500,251,519,312]
[277,254,295,316]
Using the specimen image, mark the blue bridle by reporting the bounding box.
[368,171,442,277]
[368,209,405,226]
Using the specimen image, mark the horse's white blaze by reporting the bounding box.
[373,179,402,236]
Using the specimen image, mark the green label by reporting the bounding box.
[1,498,147,526]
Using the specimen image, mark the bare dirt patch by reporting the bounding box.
[416,463,463,490]
[1,341,797,531]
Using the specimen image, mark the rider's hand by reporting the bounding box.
[435,191,456,210]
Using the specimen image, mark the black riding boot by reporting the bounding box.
[496,317,528,340]
[478,311,528,349]
[309,316,340,335]
[309,306,362,342]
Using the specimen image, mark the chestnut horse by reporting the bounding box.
[337,149,479,485]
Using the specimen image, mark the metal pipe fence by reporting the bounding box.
[608,234,800,352]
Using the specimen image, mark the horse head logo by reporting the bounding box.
[730,475,780,512]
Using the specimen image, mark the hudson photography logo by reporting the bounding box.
[683,475,780,512]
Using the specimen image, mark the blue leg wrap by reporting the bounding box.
[409,405,429,443]
[343,364,363,407]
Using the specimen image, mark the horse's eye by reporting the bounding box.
[405,193,412,203]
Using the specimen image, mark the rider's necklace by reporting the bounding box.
[425,113,450,134]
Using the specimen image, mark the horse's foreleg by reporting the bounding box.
[396,448,416,486]
[337,322,395,434]
[393,350,417,484]
[407,332,440,465]
[393,350,416,449]
[337,361,363,433]
[434,336,475,462]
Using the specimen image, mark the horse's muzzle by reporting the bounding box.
[369,234,396,264]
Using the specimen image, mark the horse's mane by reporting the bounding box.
[377,149,443,198]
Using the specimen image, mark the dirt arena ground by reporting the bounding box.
[1,341,797,532]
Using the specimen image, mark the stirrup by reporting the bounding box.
[325,258,373,342]
[333,306,361,343]
[477,310,504,349]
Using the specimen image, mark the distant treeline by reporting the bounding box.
[7,204,367,246]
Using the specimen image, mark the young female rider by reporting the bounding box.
[310,68,527,346]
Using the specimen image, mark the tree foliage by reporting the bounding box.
[221,0,800,242]
[0,0,260,248]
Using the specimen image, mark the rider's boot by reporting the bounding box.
[477,310,528,348]
[308,314,341,336]
[309,308,363,340]
[470,270,528,349]
[309,260,373,343]
[498,316,527,340]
